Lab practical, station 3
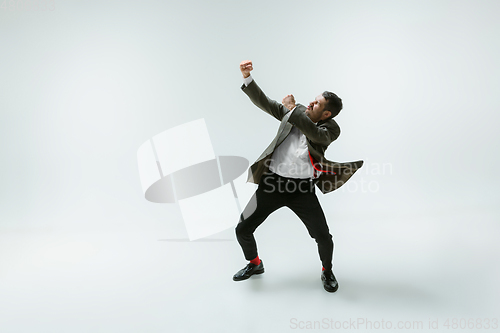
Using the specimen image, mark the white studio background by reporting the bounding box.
[1,1,499,332]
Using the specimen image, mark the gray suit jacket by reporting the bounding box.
[242,79,364,194]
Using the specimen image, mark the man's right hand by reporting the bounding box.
[240,60,253,78]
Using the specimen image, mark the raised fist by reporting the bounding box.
[240,60,253,78]
[282,94,296,110]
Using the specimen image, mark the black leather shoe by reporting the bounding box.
[233,261,265,281]
[321,270,338,292]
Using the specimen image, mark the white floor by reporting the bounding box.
[0,208,498,333]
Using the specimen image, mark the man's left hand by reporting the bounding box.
[282,94,296,110]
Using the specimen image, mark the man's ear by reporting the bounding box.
[321,110,332,120]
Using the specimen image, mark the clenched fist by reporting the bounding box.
[282,94,296,110]
[240,60,253,78]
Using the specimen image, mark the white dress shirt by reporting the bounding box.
[243,75,315,179]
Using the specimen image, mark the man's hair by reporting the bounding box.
[322,91,343,119]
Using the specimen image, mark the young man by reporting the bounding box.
[233,60,363,292]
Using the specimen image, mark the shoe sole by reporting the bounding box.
[323,284,339,293]
[233,268,265,281]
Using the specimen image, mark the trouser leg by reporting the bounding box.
[235,174,284,261]
[287,189,334,270]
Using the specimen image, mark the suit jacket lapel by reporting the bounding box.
[251,111,293,167]
[274,111,293,148]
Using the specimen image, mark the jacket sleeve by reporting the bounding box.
[241,79,288,121]
[288,104,341,146]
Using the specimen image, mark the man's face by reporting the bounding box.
[306,94,329,122]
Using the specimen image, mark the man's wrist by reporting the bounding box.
[243,74,253,87]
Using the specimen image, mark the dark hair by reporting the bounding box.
[322,91,343,118]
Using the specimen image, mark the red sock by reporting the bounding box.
[250,256,261,265]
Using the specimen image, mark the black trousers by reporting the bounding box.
[235,172,334,270]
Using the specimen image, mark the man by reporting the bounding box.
[233,60,363,292]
